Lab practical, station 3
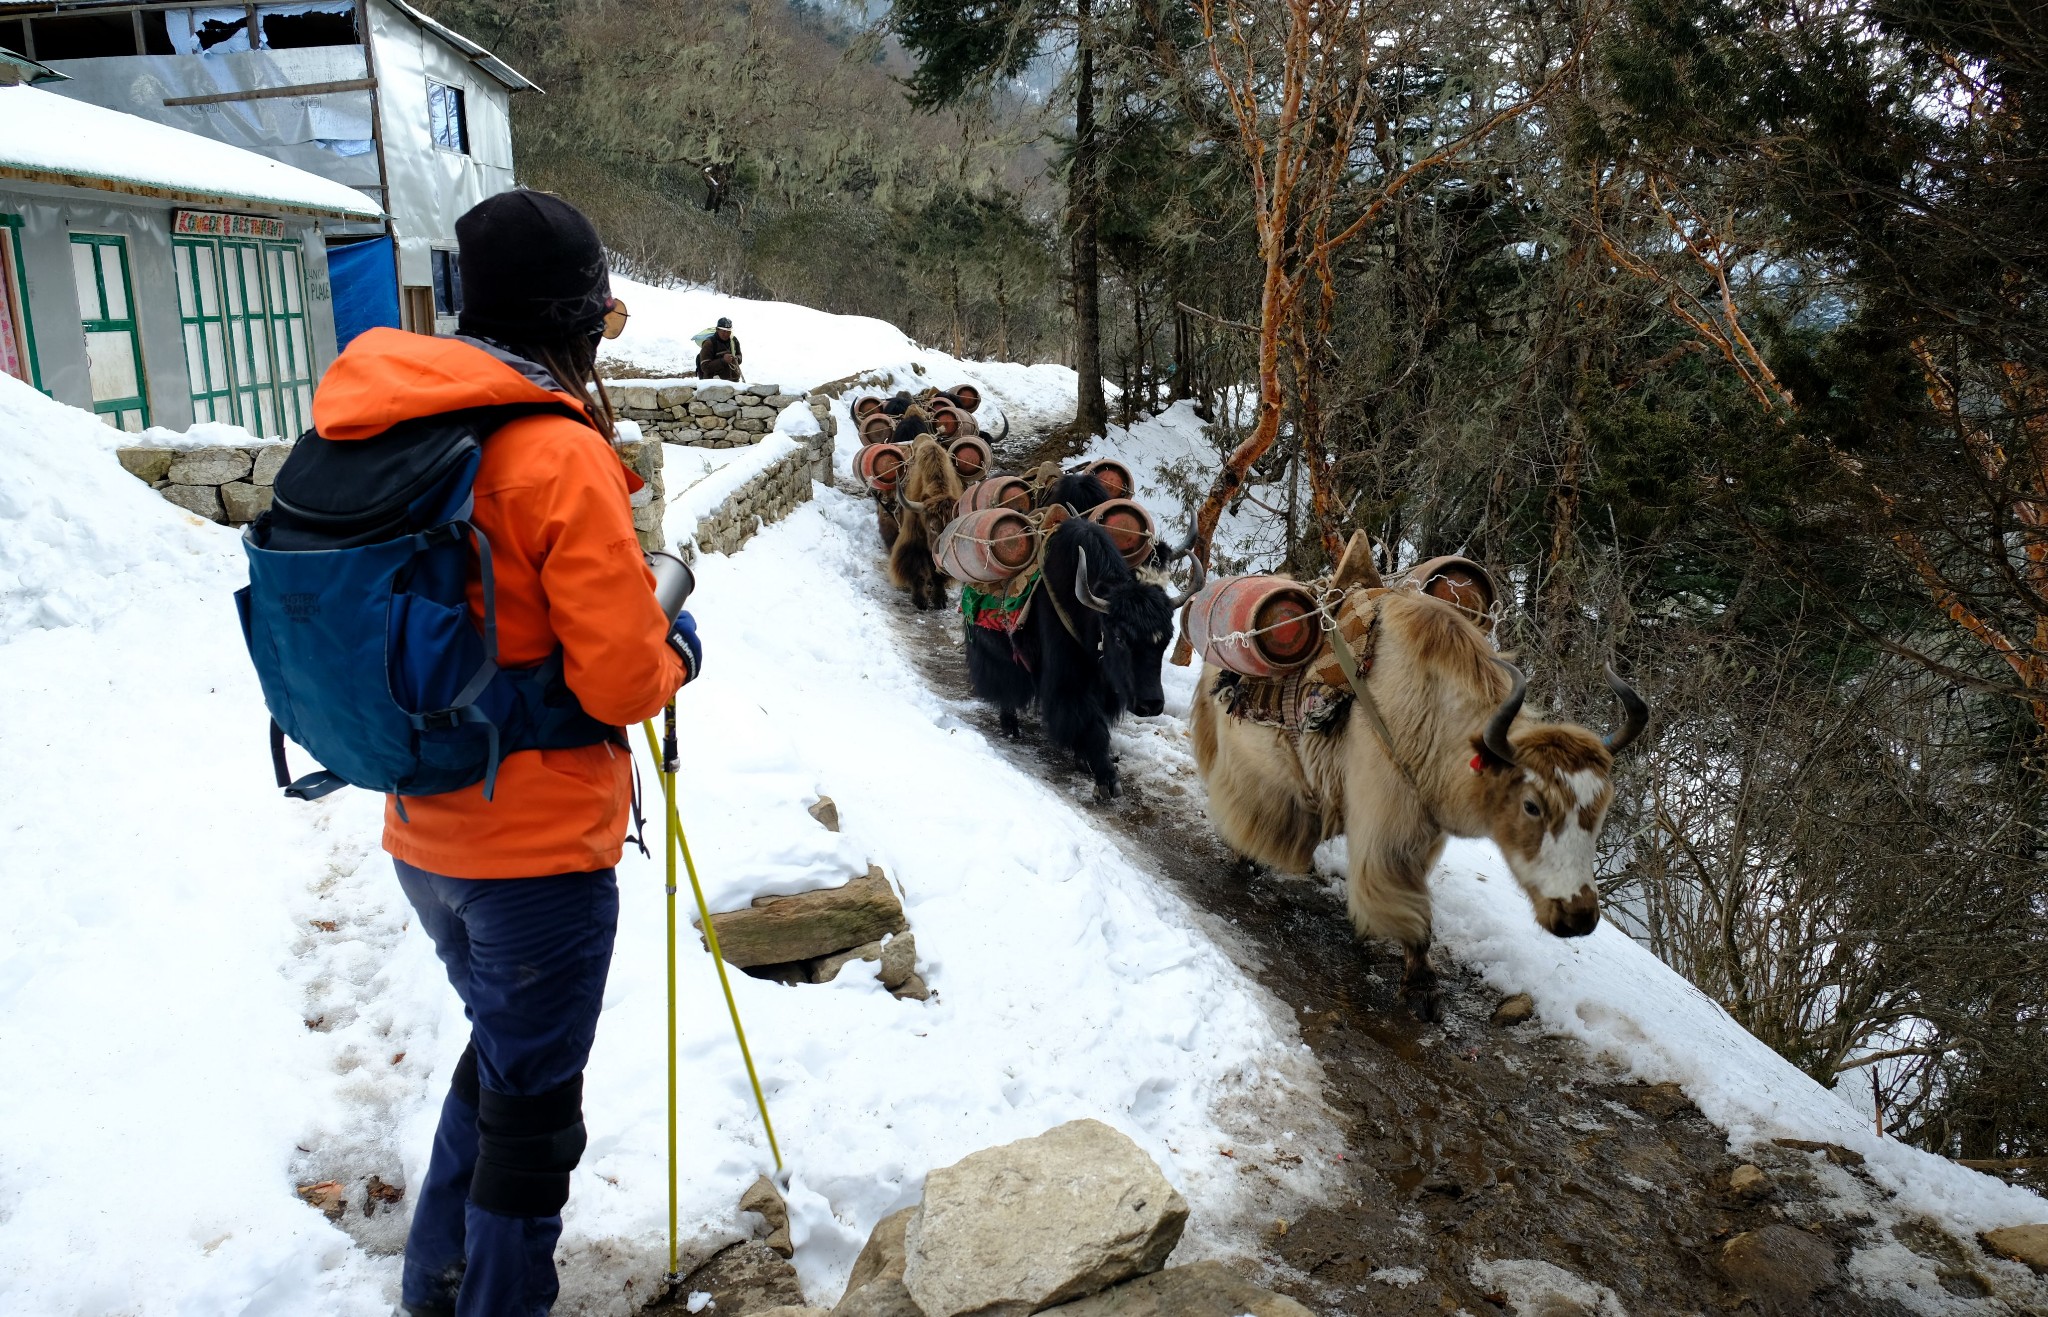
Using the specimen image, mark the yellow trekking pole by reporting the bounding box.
[636,552,785,1288]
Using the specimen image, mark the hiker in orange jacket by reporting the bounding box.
[312,190,695,1317]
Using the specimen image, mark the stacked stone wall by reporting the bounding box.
[685,433,835,560]
[604,379,837,450]
[116,443,288,527]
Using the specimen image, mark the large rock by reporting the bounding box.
[834,1280,924,1317]
[902,1120,1188,1317]
[669,1240,807,1314]
[616,384,658,411]
[166,445,252,485]
[221,482,273,524]
[707,867,908,968]
[658,384,697,408]
[697,383,738,403]
[1718,1224,1839,1301]
[757,1309,830,1317]
[160,484,224,520]
[1983,1224,2048,1273]
[117,447,174,483]
[741,1173,794,1258]
[1038,1263,1313,1317]
[251,444,291,485]
[835,1208,921,1316]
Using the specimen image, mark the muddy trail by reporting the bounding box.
[869,560,2019,1316]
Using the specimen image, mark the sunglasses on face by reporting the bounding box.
[602,297,630,340]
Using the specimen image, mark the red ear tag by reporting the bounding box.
[1470,754,1484,773]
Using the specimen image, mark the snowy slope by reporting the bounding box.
[0,372,1331,1313]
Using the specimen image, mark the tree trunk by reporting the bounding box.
[1069,0,1109,435]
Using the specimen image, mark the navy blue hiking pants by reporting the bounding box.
[394,859,620,1317]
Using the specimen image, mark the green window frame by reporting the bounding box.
[176,235,313,437]
[1,214,42,392]
[69,233,149,432]
[262,241,313,435]
[172,238,234,423]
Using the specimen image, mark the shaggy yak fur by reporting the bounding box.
[1190,589,1636,1020]
[888,433,963,611]
[966,517,1177,802]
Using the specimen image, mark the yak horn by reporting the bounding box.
[1603,665,1649,754]
[1482,659,1527,766]
[898,490,925,512]
[1074,547,1112,613]
[993,413,1010,443]
[1167,555,1207,608]
[1159,523,1201,562]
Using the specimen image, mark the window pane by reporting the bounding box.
[204,324,228,390]
[85,329,138,402]
[174,246,195,317]
[224,257,245,315]
[197,245,221,316]
[248,325,271,383]
[184,324,205,391]
[100,249,129,321]
[290,317,309,368]
[121,410,143,434]
[258,388,277,436]
[283,249,303,312]
[71,242,100,320]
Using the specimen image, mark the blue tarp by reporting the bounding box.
[328,236,399,350]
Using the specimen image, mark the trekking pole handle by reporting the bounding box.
[647,551,696,622]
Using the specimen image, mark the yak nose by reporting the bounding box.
[1135,697,1165,718]
[1547,886,1600,938]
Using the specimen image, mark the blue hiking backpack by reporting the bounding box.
[237,403,619,810]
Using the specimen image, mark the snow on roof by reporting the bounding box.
[379,0,540,93]
[0,83,383,221]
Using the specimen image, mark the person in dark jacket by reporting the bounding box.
[316,190,700,1317]
[696,316,742,380]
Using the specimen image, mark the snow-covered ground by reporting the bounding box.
[0,359,1331,1312]
[3,279,2043,1315]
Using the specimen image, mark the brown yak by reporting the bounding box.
[890,434,963,611]
[1189,587,1647,1020]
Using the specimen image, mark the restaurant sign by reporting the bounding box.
[173,210,287,241]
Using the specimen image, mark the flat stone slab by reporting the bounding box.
[1983,1224,2048,1273]
[707,866,908,968]
[903,1119,1188,1317]
[166,445,252,485]
[1718,1224,1839,1300]
[1039,1262,1314,1316]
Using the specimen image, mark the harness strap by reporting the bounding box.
[270,720,348,801]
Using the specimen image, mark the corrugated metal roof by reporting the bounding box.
[0,83,385,220]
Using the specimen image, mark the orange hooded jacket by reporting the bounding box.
[311,329,688,879]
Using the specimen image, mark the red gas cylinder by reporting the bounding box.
[948,436,993,483]
[1400,555,1496,628]
[860,413,896,446]
[857,442,907,493]
[961,475,1034,515]
[1087,498,1156,566]
[951,384,983,413]
[852,396,884,420]
[932,403,978,438]
[1085,459,1136,501]
[1184,576,1324,678]
[936,508,1038,584]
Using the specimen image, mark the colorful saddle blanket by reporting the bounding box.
[1213,668,1352,736]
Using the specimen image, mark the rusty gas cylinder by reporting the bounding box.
[860,412,896,446]
[1087,498,1156,566]
[1084,458,1136,501]
[1184,576,1324,678]
[961,475,1034,515]
[856,442,907,493]
[852,396,884,420]
[951,384,983,413]
[932,403,978,439]
[936,508,1038,584]
[1400,555,1496,629]
[948,435,993,483]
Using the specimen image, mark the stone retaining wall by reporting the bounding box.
[116,443,289,527]
[685,432,834,560]
[604,379,838,450]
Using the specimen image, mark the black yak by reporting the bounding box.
[966,516,1199,802]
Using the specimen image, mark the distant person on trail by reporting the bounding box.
[309,190,700,1317]
[695,316,742,380]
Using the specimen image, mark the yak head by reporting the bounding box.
[897,435,964,539]
[1068,523,1202,719]
[1469,663,1648,939]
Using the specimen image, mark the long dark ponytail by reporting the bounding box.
[507,334,618,443]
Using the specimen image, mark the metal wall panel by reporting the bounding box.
[367,0,514,288]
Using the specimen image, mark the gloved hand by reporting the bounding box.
[667,610,702,684]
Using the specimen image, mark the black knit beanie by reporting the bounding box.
[455,189,611,344]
